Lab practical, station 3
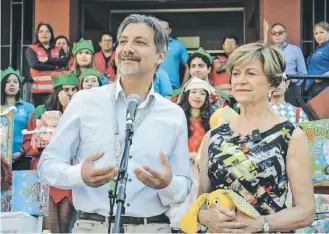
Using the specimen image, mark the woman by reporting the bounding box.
[80,69,102,90]
[26,22,68,106]
[169,77,213,233]
[270,73,309,125]
[1,67,34,170]
[55,35,73,70]
[23,71,78,233]
[197,43,315,233]
[306,21,329,100]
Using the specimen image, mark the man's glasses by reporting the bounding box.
[271,31,285,36]
[224,41,237,45]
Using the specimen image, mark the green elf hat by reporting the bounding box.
[51,71,78,88]
[191,47,213,63]
[80,69,103,85]
[1,66,24,83]
[72,38,95,57]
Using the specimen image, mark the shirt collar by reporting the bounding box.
[15,98,24,106]
[115,79,157,108]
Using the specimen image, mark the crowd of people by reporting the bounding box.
[1,13,329,233]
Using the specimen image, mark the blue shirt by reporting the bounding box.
[306,40,329,89]
[154,68,174,96]
[280,43,307,85]
[12,99,35,154]
[160,37,189,89]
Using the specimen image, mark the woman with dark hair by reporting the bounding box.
[1,67,34,170]
[79,69,102,90]
[22,71,77,233]
[26,22,68,106]
[55,35,75,71]
[169,77,213,233]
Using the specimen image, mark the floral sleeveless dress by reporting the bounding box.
[208,121,295,215]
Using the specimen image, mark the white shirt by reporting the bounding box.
[38,81,192,217]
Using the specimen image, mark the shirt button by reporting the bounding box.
[128,178,132,182]
[129,155,132,159]
[127,203,130,207]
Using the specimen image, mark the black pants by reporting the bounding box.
[285,82,302,107]
[32,93,50,107]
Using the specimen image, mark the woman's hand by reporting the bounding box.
[58,90,70,107]
[38,57,48,63]
[235,211,263,233]
[198,206,248,233]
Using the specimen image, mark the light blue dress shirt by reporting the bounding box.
[38,81,192,217]
[280,43,307,85]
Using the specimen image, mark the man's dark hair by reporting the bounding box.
[271,23,286,30]
[34,22,55,48]
[158,18,171,28]
[1,75,22,105]
[99,32,116,43]
[187,53,212,69]
[222,35,239,45]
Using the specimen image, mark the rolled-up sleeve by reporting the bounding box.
[37,92,85,189]
[158,111,191,206]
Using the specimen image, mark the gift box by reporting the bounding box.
[314,194,329,220]
[300,120,329,186]
[295,218,329,233]
[11,170,50,216]
[0,212,43,233]
[0,106,15,165]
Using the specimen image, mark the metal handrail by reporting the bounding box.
[286,74,329,80]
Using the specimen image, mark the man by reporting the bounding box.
[209,35,239,95]
[154,68,173,99]
[159,19,190,90]
[270,23,307,106]
[95,32,116,82]
[38,14,191,233]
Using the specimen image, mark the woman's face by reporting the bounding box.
[76,49,93,67]
[82,75,100,90]
[231,59,274,105]
[189,57,211,80]
[38,25,51,45]
[188,88,207,109]
[5,74,20,96]
[314,26,329,45]
[272,79,290,98]
[62,85,78,99]
[56,38,69,53]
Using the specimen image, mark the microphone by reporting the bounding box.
[126,94,141,131]
[251,129,262,143]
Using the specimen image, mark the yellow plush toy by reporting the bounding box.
[209,106,239,128]
[179,189,260,233]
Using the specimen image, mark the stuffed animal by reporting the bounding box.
[209,106,239,128]
[22,111,62,149]
[179,189,260,233]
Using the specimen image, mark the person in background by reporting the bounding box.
[1,67,34,170]
[154,68,173,99]
[95,32,116,83]
[306,21,329,100]
[23,71,78,233]
[209,35,239,95]
[197,43,315,233]
[80,69,103,90]
[55,35,74,70]
[270,23,307,106]
[270,73,309,125]
[160,19,190,89]
[169,78,213,233]
[26,22,68,106]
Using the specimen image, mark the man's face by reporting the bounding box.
[160,21,172,36]
[99,34,114,51]
[271,25,287,45]
[189,57,211,80]
[223,38,238,55]
[115,23,165,76]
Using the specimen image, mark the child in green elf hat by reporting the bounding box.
[80,69,103,90]
[1,66,35,170]
[22,71,77,233]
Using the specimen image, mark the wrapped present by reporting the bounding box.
[295,218,329,233]
[0,212,43,233]
[300,120,329,186]
[0,106,16,165]
[314,194,329,220]
[11,170,50,216]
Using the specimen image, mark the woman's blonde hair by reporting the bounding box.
[71,53,96,77]
[226,43,285,88]
[313,21,329,32]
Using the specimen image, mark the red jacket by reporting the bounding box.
[209,55,232,95]
[95,51,116,82]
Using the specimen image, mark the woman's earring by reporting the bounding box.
[268,92,272,99]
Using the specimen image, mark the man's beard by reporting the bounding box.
[119,64,140,75]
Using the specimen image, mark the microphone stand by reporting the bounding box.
[111,123,134,233]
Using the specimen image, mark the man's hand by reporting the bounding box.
[58,90,70,107]
[38,57,48,63]
[134,152,172,189]
[198,206,248,233]
[81,152,118,188]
